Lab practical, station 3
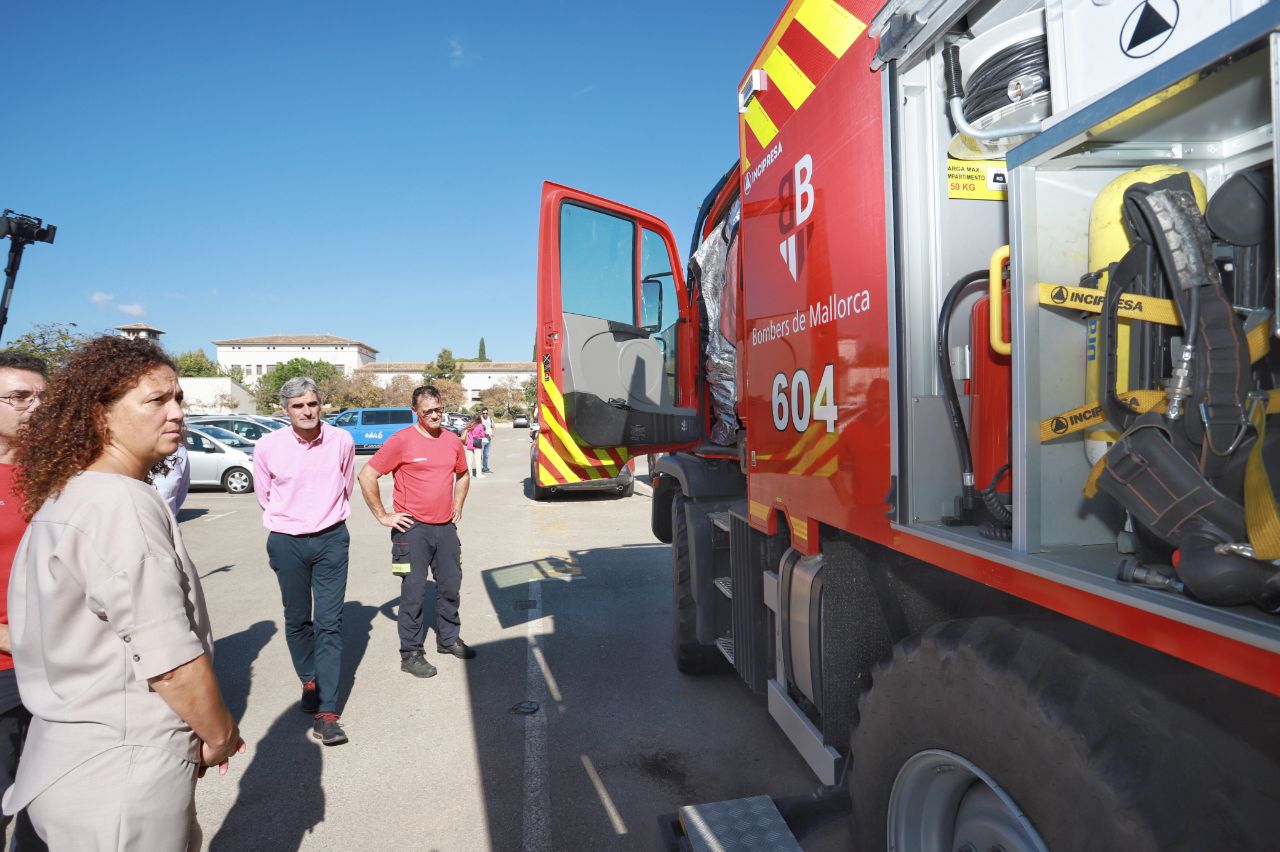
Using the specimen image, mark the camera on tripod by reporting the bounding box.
[0,210,56,246]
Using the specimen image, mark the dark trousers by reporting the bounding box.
[0,670,45,851]
[266,523,349,714]
[393,521,462,651]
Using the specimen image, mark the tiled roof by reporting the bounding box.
[461,362,535,372]
[115,323,165,332]
[212,334,379,353]
[355,362,430,372]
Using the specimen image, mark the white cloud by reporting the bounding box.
[449,37,475,68]
[116,303,146,317]
[89,291,114,308]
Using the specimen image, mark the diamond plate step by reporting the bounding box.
[714,635,735,665]
[678,795,801,852]
[713,576,733,599]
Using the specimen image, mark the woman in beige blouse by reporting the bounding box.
[3,336,244,849]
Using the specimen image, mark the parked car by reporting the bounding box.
[529,439,633,500]
[443,412,470,436]
[188,414,280,443]
[330,407,416,450]
[185,425,256,494]
[512,413,530,428]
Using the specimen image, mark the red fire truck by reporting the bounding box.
[534,0,1280,848]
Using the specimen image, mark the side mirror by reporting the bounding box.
[640,275,664,332]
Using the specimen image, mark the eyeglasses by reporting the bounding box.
[420,408,444,416]
[0,392,42,410]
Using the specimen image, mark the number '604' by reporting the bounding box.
[771,364,836,433]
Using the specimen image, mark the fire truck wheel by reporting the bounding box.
[849,617,1273,852]
[671,493,727,675]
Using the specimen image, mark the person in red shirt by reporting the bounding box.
[0,351,47,851]
[358,386,473,677]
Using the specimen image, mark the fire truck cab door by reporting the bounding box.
[537,182,701,453]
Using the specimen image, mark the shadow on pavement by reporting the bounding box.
[480,543,666,629]
[214,620,277,724]
[208,601,380,851]
[177,508,209,522]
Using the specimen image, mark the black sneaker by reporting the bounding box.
[300,679,319,714]
[312,713,348,746]
[400,650,438,678]
[436,639,476,660]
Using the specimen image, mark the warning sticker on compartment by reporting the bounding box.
[947,159,1008,201]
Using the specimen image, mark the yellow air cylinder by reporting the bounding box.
[1084,165,1207,464]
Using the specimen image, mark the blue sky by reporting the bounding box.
[4,1,783,363]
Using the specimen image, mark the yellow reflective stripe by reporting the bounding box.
[794,0,866,58]
[749,500,770,520]
[784,421,827,461]
[762,46,815,110]
[789,432,838,475]
[743,99,778,149]
[812,455,838,478]
[1037,282,1181,326]
[538,436,579,483]
[541,412,594,466]
[541,373,566,421]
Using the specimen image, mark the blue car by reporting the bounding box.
[330,407,415,451]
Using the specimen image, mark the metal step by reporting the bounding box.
[715,635,735,665]
[708,511,732,533]
[678,795,802,852]
[713,576,733,599]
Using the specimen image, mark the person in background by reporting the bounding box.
[0,351,46,851]
[463,415,485,478]
[153,442,191,515]
[480,408,494,475]
[252,377,355,746]
[357,386,474,672]
[5,337,243,848]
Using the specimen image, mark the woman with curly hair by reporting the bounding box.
[2,336,244,849]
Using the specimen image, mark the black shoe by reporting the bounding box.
[400,650,438,678]
[300,679,319,714]
[436,639,476,660]
[312,713,348,746]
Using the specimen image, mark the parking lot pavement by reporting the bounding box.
[184,424,852,850]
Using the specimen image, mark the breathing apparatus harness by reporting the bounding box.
[1079,173,1280,611]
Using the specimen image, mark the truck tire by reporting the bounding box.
[671,493,727,675]
[849,617,1280,852]
[530,457,551,501]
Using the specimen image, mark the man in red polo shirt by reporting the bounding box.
[0,351,47,850]
[358,385,472,678]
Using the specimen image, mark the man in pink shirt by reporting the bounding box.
[358,386,472,678]
[253,377,355,746]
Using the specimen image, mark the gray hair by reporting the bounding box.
[279,376,321,408]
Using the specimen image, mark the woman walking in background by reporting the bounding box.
[4,336,244,849]
[463,415,486,478]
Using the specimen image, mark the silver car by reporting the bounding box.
[188,414,281,443]
[185,425,256,493]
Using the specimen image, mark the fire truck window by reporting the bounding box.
[642,228,680,401]
[559,203,635,324]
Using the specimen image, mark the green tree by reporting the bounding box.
[478,337,487,360]
[224,365,247,384]
[481,377,524,417]
[174,349,220,377]
[430,348,464,383]
[6,322,88,371]
[327,374,386,410]
[521,377,537,409]
[254,358,342,413]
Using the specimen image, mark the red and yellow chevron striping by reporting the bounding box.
[537,371,630,486]
[740,0,868,169]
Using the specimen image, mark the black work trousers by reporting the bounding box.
[393,521,462,651]
[0,669,45,851]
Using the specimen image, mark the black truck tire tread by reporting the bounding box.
[849,617,1280,852]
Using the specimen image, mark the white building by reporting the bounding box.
[353,361,535,404]
[213,335,378,386]
[178,377,255,414]
[115,323,165,342]
[461,362,535,404]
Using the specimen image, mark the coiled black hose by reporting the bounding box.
[963,37,1049,121]
[981,464,1013,526]
[937,271,990,513]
